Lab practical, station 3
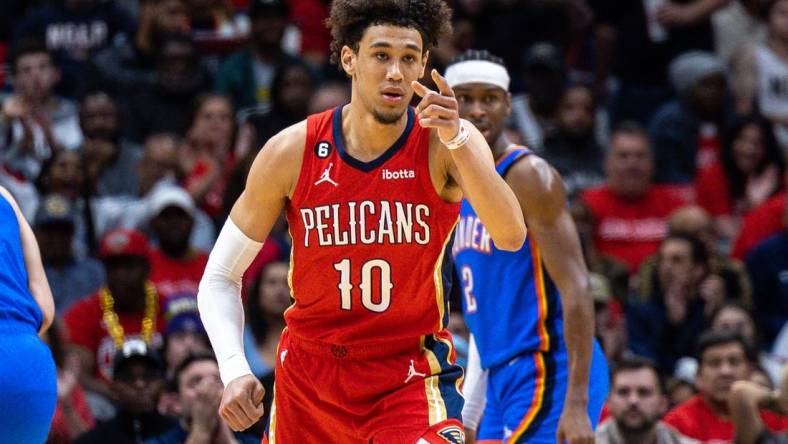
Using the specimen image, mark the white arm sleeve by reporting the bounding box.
[198,218,263,386]
[462,334,488,431]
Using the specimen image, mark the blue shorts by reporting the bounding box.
[476,339,609,443]
[0,330,57,444]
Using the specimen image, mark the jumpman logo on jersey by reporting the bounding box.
[404,359,426,383]
[314,162,338,187]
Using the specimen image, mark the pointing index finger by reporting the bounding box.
[431,69,454,98]
[411,80,432,98]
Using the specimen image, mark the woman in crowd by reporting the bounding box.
[696,115,785,240]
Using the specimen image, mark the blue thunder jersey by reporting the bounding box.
[452,146,562,370]
[0,196,42,333]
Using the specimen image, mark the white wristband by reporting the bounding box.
[441,120,470,150]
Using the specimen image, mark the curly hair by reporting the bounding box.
[327,0,453,66]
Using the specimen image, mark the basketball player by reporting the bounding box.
[197,1,527,442]
[447,50,609,444]
[0,186,57,443]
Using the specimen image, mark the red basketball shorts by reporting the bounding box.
[262,328,465,443]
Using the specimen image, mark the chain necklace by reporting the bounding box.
[99,281,158,348]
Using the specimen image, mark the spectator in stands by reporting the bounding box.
[628,233,715,373]
[308,80,351,115]
[80,92,142,197]
[90,137,217,253]
[180,94,238,220]
[46,321,95,444]
[581,122,684,273]
[161,308,211,378]
[746,200,788,346]
[0,39,82,181]
[542,83,605,197]
[638,205,753,309]
[34,194,104,312]
[215,0,305,114]
[732,180,786,260]
[13,0,135,96]
[244,260,290,380]
[89,0,191,95]
[729,366,788,444]
[650,50,736,184]
[696,115,784,239]
[663,330,788,442]
[590,0,728,124]
[74,340,173,444]
[713,0,769,64]
[64,229,165,411]
[136,133,182,197]
[35,150,95,256]
[144,353,260,444]
[125,34,211,143]
[710,303,787,384]
[246,62,318,150]
[731,0,788,149]
[146,185,208,303]
[570,198,630,304]
[596,356,693,444]
[591,272,627,362]
[510,42,567,151]
[188,0,248,41]
[666,377,697,409]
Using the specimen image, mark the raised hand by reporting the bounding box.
[411,69,461,143]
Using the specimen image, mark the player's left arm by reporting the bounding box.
[413,70,526,251]
[506,156,595,444]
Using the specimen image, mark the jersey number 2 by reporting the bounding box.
[334,259,393,312]
[461,266,477,313]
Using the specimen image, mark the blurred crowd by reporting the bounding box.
[0,0,787,442]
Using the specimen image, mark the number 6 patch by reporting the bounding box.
[315,141,332,158]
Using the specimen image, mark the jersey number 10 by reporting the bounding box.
[333,259,393,312]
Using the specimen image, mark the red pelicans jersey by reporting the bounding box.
[284,106,460,346]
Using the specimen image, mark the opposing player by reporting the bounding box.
[448,50,609,444]
[197,1,527,442]
[0,186,57,443]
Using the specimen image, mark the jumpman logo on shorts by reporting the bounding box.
[314,163,338,187]
[404,359,426,383]
[280,349,288,366]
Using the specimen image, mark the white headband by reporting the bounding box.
[445,60,510,91]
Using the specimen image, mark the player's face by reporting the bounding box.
[696,342,750,403]
[342,25,427,125]
[609,368,666,433]
[455,83,510,145]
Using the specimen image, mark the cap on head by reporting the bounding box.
[112,338,164,379]
[34,194,76,227]
[148,184,196,220]
[669,51,725,96]
[100,228,150,259]
[445,49,510,91]
[163,292,206,337]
